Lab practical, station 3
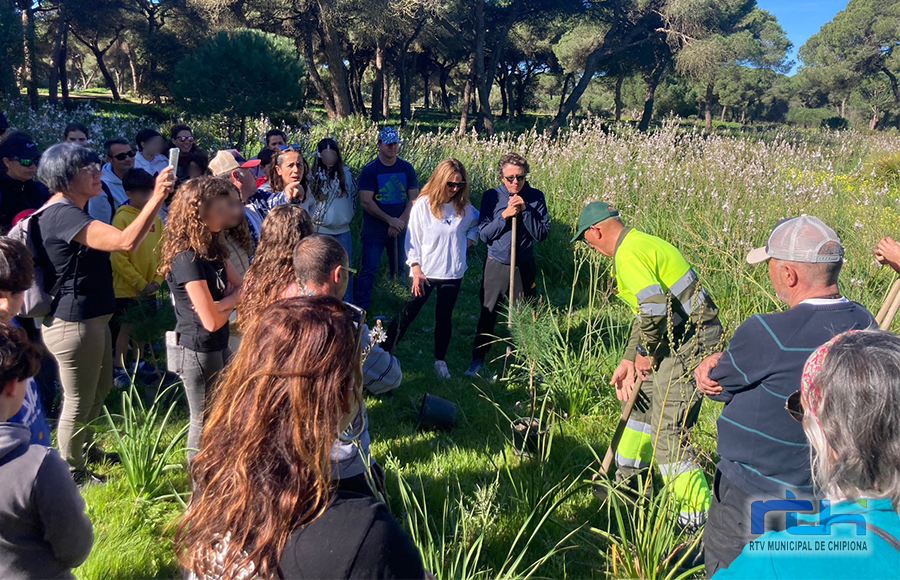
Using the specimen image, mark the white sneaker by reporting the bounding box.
[434,360,451,379]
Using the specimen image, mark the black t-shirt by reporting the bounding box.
[167,249,229,352]
[279,490,425,579]
[40,201,115,321]
[0,174,49,234]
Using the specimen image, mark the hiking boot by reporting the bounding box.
[434,360,451,379]
[72,468,106,488]
[85,444,120,465]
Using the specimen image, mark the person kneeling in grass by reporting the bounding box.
[110,168,165,389]
[0,238,50,446]
[175,297,424,580]
[0,322,94,579]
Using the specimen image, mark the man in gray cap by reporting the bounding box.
[694,215,874,577]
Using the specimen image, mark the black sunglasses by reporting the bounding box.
[502,173,527,183]
[112,150,136,161]
[447,181,466,190]
[785,390,804,422]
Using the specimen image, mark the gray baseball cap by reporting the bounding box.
[746,216,844,265]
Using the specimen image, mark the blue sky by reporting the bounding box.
[756,0,848,74]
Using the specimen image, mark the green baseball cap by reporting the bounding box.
[571,202,620,243]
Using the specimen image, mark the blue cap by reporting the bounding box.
[378,126,400,144]
[0,135,39,160]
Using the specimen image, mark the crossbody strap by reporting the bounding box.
[31,209,81,307]
[865,521,900,552]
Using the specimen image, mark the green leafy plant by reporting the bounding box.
[102,380,188,500]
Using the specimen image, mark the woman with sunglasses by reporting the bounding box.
[0,132,48,233]
[385,158,478,379]
[167,124,201,179]
[34,143,174,486]
[176,296,424,580]
[717,329,900,579]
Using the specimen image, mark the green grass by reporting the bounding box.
[72,120,900,579]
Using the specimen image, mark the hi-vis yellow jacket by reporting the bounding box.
[613,228,718,361]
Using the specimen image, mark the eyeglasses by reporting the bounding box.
[341,264,358,275]
[446,181,466,190]
[785,390,804,422]
[111,150,136,161]
[79,162,102,175]
[12,158,35,167]
[176,136,194,143]
[502,174,527,183]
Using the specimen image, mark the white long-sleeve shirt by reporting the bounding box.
[405,197,479,280]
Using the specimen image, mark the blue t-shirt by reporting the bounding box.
[358,157,418,238]
[7,320,51,447]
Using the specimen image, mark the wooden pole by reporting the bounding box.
[880,283,900,331]
[875,279,900,327]
[502,219,518,378]
[600,377,645,477]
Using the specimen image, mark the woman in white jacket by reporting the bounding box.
[390,158,478,378]
[308,139,357,301]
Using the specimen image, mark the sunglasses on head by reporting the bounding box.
[12,157,36,167]
[502,173,526,183]
[447,181,466,190]
[785,390,804,422]
[112,150,136,161]
[176,135,194,143]
[278,144,302,151]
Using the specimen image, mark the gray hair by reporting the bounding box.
[804,329,900,511]
[788,242,843,287]
[37,143,102,194]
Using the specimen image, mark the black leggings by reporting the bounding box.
[392,278,462,360]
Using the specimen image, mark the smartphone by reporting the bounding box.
[168,148,180,170]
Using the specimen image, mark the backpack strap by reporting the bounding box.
[865,521,900,552]
[101,181,116,217]
[30,205,81,313]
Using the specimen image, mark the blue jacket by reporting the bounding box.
[714,498,900,579]
[709,299,874,498]
[477,183,549,265]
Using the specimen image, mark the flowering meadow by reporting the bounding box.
[5,100,900,579]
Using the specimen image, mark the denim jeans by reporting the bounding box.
[355,234,406,310]
[332,230,354,303]
[167,339,228,463]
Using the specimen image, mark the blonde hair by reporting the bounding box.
[419,158,469,221]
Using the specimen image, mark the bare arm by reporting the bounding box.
[185,279,235,333]
[74,167,174,252]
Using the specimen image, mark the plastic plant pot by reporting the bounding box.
[417,393,457,431]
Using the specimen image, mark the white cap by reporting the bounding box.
[746,216,844,265]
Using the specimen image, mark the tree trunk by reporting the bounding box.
[473,0,495,135]
[48,5,68,107]
[298,35,336,118]
[498,70,508,119]
[439,64,452,117]
[422,70,430,109]
[238,115,247,150]
[59,27,70,109]
[514,74,526,118]
[638,65,664,132]
[881,67,900,109]
[371,40,385,122]
[21,6,39,110]
[92,46,121,100]
[348,47,368,116]
[396,55,412,125]
[840,96,847,119]
[557,73,572,116]
[127,43,139,96]
[315,4,355,117]
[614,71,624,121]
[382,67,390,120]
[704,82,714,132]
[458,51,476,136]
[720,105,727,123]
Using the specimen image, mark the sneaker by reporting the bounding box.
[113,367,131,389]
[434,360,451,379]
[71,468,106,488]
[85,444,121,465]
[464,360,496,381]
[134,361,157,376]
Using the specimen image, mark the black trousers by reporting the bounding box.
[392,278,462,360]
[471,257,536,362]
[703,469,789,578]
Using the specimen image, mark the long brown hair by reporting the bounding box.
[267,147,309,194]
[237,205,314,329]
[175,296,362,578]
[158,176,234,277]
[419,158,470,220]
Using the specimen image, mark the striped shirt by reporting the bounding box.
[709,298,874,498]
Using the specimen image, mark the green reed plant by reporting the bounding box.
[102,380,188,500]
